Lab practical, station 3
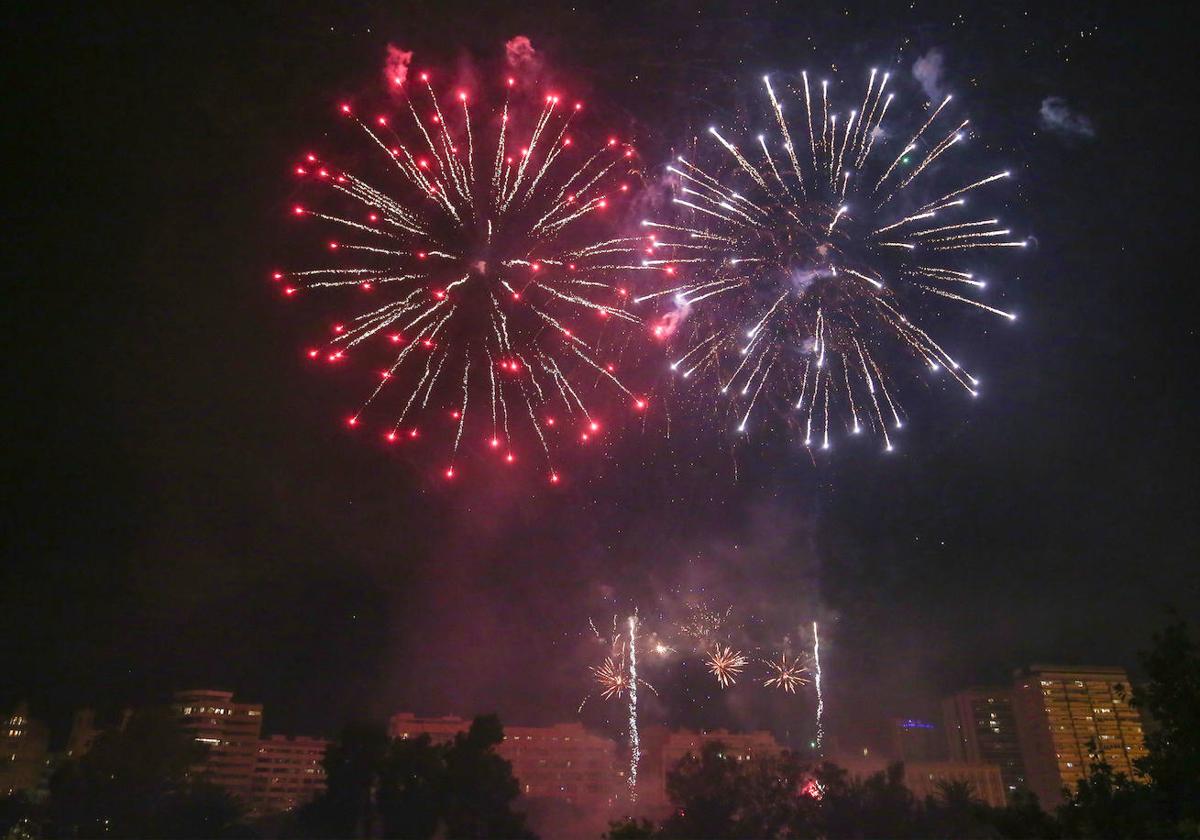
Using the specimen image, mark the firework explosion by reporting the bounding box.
[761,654,811,693]
[590,655,630,701]
[677,600,734,644]
[706,644,749,688]
[640,68,1023,450]
[586,608,806,697]
[276,70,648,482]
[579,616,657,713]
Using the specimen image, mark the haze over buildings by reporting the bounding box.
[1,657,1151,824]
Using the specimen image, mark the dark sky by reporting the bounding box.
[6,1,1197,751]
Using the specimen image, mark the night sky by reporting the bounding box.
[7,1,1197,751]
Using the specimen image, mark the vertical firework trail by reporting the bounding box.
[627,613,640,800]
[813,621,824,753]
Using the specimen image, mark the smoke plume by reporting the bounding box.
[505,35,542,76]
[1039,96,1096,139]
[384,43,414,89]
[912,48,946,103]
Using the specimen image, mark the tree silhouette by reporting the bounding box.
[439,715,534,839]
[294,722,390,838]
[1056,744,1167,839]
[295,714,532,839]
[1132,614,1200,833]
[921,779,997,839]
[376,733,442,838]
[48,706,246,838]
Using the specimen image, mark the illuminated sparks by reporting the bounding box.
[279,62,644,480]
[762,654,811,693]
[627,613,640,801]
[580,615,657,716]
[644,68,1024,450]
[706,644,748,688]
[813,621,825,753]
[678,601,733,644]
[590,656,630,700]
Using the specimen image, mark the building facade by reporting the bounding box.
[636,726,786,815]
[65,707,133,760]
[65,709,103,760]
[175,690,264,802]
[1,703,49,798]
[388,713,620,808]
[657,727,784,774]
[1012,665,1147,807]
[943,688,1027,801]
[831,754,1008,808]
[250,735,329,815]
[890,718,946,762]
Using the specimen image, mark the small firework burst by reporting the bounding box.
[591,655,630,700]
[706,644,748,688]
[579,616,658,713]
[762,654,810,693]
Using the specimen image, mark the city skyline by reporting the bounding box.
[5,0,1195,819]
[3,653,1151,812]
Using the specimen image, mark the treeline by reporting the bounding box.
[608,743,1152,839]
[2,706,250,838]
[608,617,1199,839]
[0,714,531,839]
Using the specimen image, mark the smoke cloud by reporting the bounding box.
[653,303,691,340]
[384,43,414,89]
[1039,96,1096,139]
[790,265,835,297]
[911,48,946,103]
[505,35,542,75]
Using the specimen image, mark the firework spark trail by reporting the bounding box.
[627,614,640,801]
[813,621,824,754]
[277,68,647,483]
[579,614,660,715]
[640,67,1024,451]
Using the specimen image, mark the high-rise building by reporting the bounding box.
[943,688,1026,800]
[250,735,329,815]
[890,718,946,762]
[1012,665,1147,807]
[1,703,49,798]
[175,690,264,802]
[388,713,620,808]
